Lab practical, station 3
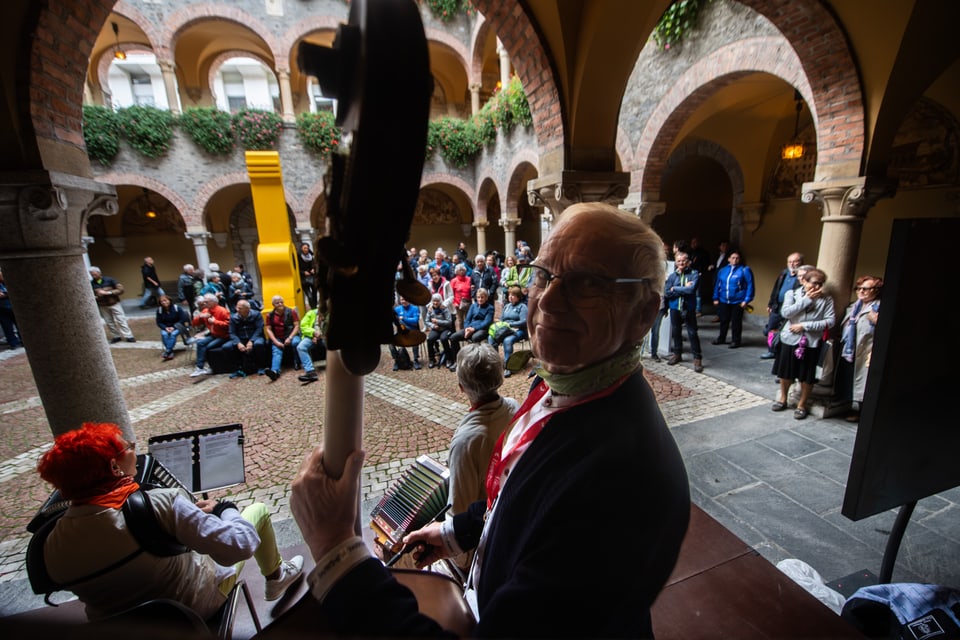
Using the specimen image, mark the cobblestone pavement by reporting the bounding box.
[0,316,766,586]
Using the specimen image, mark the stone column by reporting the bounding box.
[499,217,520,257]
[278,70,296,124]
[473,220,489,255]
[469,83,481,116]
[296,226,318,247]
[637,201,667,227]
[157,59,181,115]
[185,229,212,274]
[801,177,892,324]
[528,170,631,222]
[0,171,132,438]
[497,39,511,88]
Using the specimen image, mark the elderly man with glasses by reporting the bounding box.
[289,202,690,638]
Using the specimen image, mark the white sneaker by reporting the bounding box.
[264,555,304,601]
[189,367,209,377]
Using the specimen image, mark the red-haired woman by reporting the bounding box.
[37,422,303,620]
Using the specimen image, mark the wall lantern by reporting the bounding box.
[781,89,804,160]
[112,22,127,60]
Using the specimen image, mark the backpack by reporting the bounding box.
[26,488,187,605]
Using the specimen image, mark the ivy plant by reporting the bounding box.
[179,107,235,155]
[232,108,284,150]
[652,0,710,51]
[296,111,342,157]
[82,105,121,165]
[116,105,175,159]
[422,0,474,22]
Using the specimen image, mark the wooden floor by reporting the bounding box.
[3,505,863,638]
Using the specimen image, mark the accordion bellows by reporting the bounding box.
[370,455,450,552]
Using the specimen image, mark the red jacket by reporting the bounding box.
[451,275,472,306]
[193,303,231,339]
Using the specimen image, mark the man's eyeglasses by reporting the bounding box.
[855,286,875,292]
[528,263,649,298]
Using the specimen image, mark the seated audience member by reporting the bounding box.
[155,294,189,361]
[227,272,255,312]
[37,422,303,621]
[428,267,453,315]
[297,307,324,382]
[489,285,528,377]
[446,342,519,572]
[264,295,300,381]
[389,296,422,370]
[190,293,231,377]
[425,293,454,368]
[225,299,266,379]
[289,202,690,637]
[446,288,494,371]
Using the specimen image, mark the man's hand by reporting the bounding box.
[291,447,366,561]
[195,498,217,513]
[464,327,475,338]
[402,522,448,568]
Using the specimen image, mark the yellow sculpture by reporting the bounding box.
[244,151,304,317]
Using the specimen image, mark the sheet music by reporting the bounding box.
[147,437,194,489]
[198,428,244,490]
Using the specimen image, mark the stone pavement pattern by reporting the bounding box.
[1,315,959,617]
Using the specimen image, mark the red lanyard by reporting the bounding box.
[484,376,629,507]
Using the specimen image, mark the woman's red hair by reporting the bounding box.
[37,422,126,499]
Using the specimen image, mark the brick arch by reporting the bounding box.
[162,4,283,70]
[471,0,563,159]
[96,47,156,101]
[425,26,471,71]
[739,0,864,177]
[421,172,476,223]
[278,15,343,76]
[615,126,636,173]
[206,50,278,104]
[664,139,745,206]
[302,177,328,230]
[95,172,191,227]
[637,37,813,198]
[468,15,492,86]
[476,176,500,225]
[190,172,250,228]
[113,1,164,56]
[28,0,118,162]
[504,149,540,214]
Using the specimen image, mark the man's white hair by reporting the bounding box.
[203,293,219,304]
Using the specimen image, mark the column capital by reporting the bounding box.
[472,219,489,229]
[277,69,290,81]
[636,201,667,226]
[468,82,481,92]
[296,227,319,245]
[527,170,631,214]
[185,230,212,245]
[801,176,895,221]
[156,59,176,73]
[498,217,521,232]
[0,171,117,259]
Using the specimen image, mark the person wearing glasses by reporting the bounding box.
[837,276,882,422]
[289,202,690,637]
[771,267,836,420]
[36,422,303,621]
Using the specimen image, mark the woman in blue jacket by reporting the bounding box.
[712,250,755,348]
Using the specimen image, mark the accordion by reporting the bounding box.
[370,455,450,553]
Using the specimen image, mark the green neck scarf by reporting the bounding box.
[536,344,643,397]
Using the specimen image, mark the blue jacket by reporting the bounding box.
[663,268,699,311]
[394,303,421,330]
[713,264,755,305]
[229,310,265,343]
[464,301,494,332]
[500,301,528,330]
